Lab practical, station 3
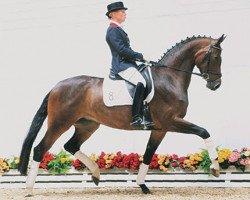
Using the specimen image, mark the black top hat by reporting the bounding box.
[106,2,127,17]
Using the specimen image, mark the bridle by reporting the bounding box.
[146,38,223,82]
[199,38,222,82]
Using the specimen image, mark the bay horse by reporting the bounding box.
[18,35,226,194]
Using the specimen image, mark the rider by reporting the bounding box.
[105,1,153,129]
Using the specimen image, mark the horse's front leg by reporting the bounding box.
[170,117,220,177]
[137,130,166,194]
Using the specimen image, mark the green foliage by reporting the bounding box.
[47,150,73,175]
[199,149,212,173]
[7,156,19,169]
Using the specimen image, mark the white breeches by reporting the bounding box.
[118,67,146,87]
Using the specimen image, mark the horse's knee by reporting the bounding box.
[64,140,80,155]
[199,128,210,139]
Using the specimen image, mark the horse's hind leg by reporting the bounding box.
[26,120,74,195]
[64,119,100,185]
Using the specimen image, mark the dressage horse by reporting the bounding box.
[18,35,225,194]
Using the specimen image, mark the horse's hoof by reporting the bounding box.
[210,160,220,177]
[25,189,33,197]
[139,184,151,194]
[92,175,100,186]
[25,194,33,198]
[210,168,220,177]
[92,168,100,186]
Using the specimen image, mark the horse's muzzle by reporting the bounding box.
[206,78,222,91]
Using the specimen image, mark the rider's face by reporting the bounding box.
[110,9,126,24]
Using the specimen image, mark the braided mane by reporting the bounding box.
[157,35,211,65]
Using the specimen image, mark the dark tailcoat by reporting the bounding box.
[106,23,143,74]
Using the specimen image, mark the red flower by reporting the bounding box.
[178,156,186,169]
[112,152,124,168]
[39,152,55,169]
[111,152,141,170]
[178,156,186,163]
[97,152,106,169]
[72,159,86,171]
[172,154,179,160]
[128,153,140,170]
[149,154,159,169]
[39,162,47,169]
[97,158,105,168]
[171,161,178,168]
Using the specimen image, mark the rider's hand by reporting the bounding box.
[143,58,151,64]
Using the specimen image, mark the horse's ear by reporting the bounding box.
[216,34,226,46]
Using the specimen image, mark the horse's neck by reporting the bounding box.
[156,54,195,92]
[154,40,206,93]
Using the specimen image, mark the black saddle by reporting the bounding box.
[109,64,153,98]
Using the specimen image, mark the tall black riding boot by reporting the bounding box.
[130,82,145,129]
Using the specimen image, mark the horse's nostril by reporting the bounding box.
[213,80,222,90]
[215,83,221,89]
[206,80,221,91]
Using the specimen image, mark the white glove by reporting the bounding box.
[143,58,151,64]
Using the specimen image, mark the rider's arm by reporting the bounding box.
[107,27,143,61]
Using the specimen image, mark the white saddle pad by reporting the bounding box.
[103,69,155,107]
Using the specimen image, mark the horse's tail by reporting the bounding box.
[18,92,50,175]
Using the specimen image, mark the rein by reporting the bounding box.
[149,60,205,78]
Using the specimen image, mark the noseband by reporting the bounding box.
[200,38,222,82]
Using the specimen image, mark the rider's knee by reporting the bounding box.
[141,80,146,88]
[137,81,146,89]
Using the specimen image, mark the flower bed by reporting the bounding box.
[1,147,250,175]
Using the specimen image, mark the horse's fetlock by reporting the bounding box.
[33,146,43,162]
[64,141,80,155]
